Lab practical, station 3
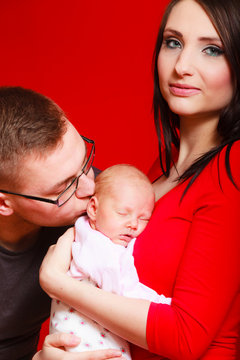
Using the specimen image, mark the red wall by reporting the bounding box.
[0,1,170,173]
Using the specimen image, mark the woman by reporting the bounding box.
[39,0,240,358]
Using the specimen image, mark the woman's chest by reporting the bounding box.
[133,182,196,297]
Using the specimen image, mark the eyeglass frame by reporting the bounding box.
[0,135,95,207]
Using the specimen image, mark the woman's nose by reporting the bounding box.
[174,48,194,77]
[75,169,95,198]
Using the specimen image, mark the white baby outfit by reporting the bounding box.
[50,216,171,356]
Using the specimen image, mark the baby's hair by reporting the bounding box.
[95,164,154,198]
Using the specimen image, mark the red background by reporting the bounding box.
[0,0,170,173]
[1,0,170,349]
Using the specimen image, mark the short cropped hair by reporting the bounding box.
[95,164,154,198]
[0,86,67,185]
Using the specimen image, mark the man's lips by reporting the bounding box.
[169,83,201,97]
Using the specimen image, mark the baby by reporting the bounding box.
[50,164,171,357]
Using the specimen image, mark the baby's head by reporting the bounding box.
[87,164,155,247]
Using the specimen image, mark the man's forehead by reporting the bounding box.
[16,127,86,190]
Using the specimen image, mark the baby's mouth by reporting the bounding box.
[119,234,134,242]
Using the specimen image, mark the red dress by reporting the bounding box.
[131,142,240,359]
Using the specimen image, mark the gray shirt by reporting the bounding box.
[0,226,68,360]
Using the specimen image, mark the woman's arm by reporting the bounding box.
[145,144,240,358]
[39,228,149,349]
[40,153,240,360]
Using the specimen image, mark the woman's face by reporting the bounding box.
[157,0,233,122]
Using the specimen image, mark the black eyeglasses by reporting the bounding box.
[0,135,95,207]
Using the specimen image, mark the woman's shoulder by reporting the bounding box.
[148,158,162,183]
[211,140,240,194]
[221,140,240,179]
[228,139,240,159]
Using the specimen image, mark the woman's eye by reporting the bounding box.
[164,38,181,49]
[203,46,224,57]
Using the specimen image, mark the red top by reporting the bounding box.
[131,141,240,359]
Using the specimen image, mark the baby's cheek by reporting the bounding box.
[138,222,148,236]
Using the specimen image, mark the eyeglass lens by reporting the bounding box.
[57,178,78,206]
[83,140,95,175]
[58,140,94,206]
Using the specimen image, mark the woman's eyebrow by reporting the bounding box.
[198,36,222,44]
[163,28,183,37]
[164,28,221,44]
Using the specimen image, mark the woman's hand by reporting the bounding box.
[33,333,126,360]
[39,227,75,298]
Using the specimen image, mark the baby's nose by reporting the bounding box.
[127,218,138,230]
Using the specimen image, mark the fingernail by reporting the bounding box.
[68,334,81,345]
[110,350,122,356]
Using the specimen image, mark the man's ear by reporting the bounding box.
[87,196,98,222]
[0,193,14,216]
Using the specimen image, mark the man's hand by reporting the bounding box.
[33,333,125,360]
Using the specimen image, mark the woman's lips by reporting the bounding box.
[169,83,201,97]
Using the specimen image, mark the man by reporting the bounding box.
[0,87,123,360]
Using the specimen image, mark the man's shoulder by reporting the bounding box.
[40,225,71,246]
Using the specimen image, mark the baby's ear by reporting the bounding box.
[87,196,98,222]
[0,193,14,216]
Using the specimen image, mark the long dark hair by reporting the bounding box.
[153,0,240,192]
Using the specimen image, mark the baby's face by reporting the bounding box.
[94,181,155,247]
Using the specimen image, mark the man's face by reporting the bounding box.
[9,122,95,227]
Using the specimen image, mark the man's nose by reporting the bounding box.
[75,169,95,198]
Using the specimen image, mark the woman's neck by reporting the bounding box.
[176,114,221,173]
